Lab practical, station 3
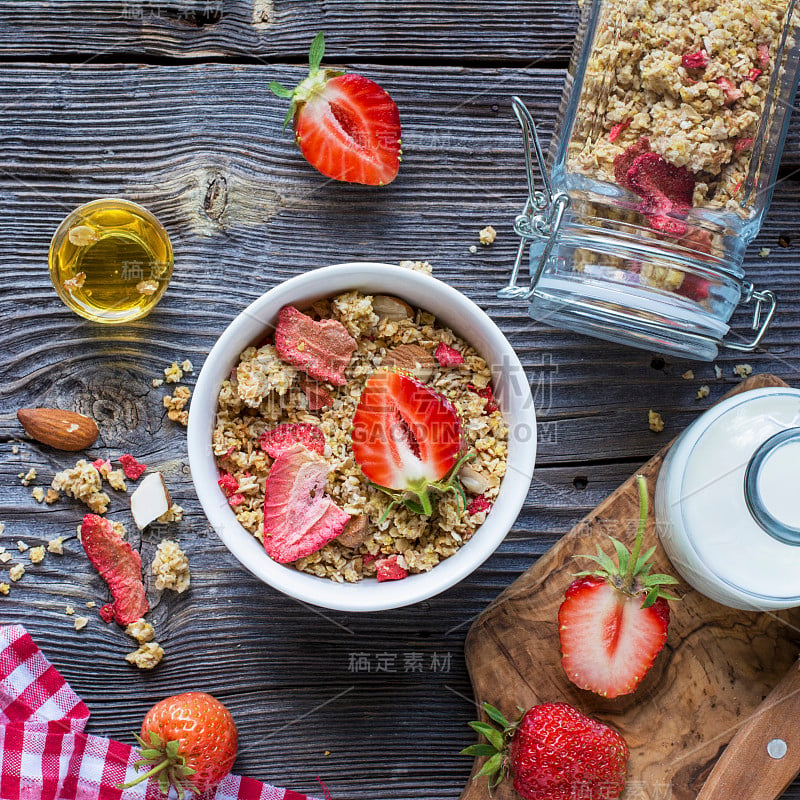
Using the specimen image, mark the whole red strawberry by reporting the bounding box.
[464,701,629,800]
[558,475,679,698]
[271,32,401,185]
[119,692,238,798]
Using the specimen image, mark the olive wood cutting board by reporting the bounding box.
[461,373,800,800]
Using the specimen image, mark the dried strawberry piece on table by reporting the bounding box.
[375,555,408,582]
[99,603,115,623]
[259,422,326,458]
[434,342,465,367]
[681,49,709,69]
[80,514,149,625]
[119,453,147,481]
[262,443,350,563]
[274,305,357,386]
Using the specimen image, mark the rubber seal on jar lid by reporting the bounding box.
[744,427,800,545]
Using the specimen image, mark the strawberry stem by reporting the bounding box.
[624,475,648,589]
[116,758,171,790]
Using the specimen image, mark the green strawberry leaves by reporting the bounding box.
[119,730,198,799]
[462,702,516,792]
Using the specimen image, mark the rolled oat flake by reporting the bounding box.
[500,0,800,360]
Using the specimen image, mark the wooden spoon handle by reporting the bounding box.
[698,659,800,800]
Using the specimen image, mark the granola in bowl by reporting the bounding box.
[212,290,508,583]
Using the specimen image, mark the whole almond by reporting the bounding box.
[383,344,435,383]
[338,515,369,549]
[459,464,490,495]
[372,295,414,321]
[17,408,99,451]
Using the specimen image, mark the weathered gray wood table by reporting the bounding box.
[1,3,799,799]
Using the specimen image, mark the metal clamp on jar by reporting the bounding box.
[501,0,800,361]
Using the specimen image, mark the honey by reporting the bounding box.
[49,198,173,324]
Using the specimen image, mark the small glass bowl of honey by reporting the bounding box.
[49,198,174,324]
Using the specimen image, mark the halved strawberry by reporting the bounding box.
[271,32,401,186]
[351,370,467,516]
[558,475,679,698]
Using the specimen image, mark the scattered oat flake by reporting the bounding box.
[119,454,147,481]
[9,564,25,582]
[45,488,60,505]
[73,616,89,631]
[47,537,64,555]
[164,362,184,384]
[468,245,478,254]
[0,583,8,596]
[648,410,665,433]
[682,370,694,380]
[86,600,96,608]
[479,225,497,245]
[714,364,723,380]
[65,605,74,616]
[21,468,37,486]
[29,546,45,564]
[136,279,159,296]
[17,541,28,553]
[398,260,433,274]
[157,503,184,524]
[31,487,45,503]
[696,385,711,400]
[63,272,87,292]
[152,378,164,388]
[0,553,11,564]
[759,247,771,257]
[106,469,127,492]
[180,359,194,373]
[733,364,753,378]
[11,446,19,455]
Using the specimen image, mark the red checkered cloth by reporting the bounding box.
[0,625,319,800]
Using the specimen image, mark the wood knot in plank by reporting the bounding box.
[203,175,228,222]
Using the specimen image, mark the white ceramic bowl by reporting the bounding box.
[187,263,537,612]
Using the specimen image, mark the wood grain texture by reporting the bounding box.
[462,375,800,800]
[0,20,798,800]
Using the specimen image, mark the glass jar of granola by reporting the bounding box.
[501,0,799,360]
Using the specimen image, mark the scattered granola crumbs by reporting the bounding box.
[0,583,8,596]
[0,552,10,564]
[648,410,665,433]
[696,385,711,400]
[31,487,45,503]
[157,503,184,524]
[51,460,110,514]
[759,247,771,257]
[9,564,25,582]
[468,245,478,254]
[20,468,37,486]
[733,364,753,379]
[681,370,695,380]
[125,618,155,645]
[47,537,64,555]
[73,616,89,631]
[136,279,159,296]
[17,541,28,553]
[111,521,127,539]
[29,546,45,564]
[152,378,164,388]
[86,600,96,608]
[106,469,127,492]
[125,641,165,670]
[11,446,19,455]
[714,364,723,380]
[398,260,433,274]
[164,361,184,384]
[180,359,194,373]
[45,488,60,504]
[151,539,190,593]
[63,272,87,291]
[324,750,331,757]
[164,385,191,426]
[65,605,74,616]
[479,225,497,245]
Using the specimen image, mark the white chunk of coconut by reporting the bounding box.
[130,472,172,530]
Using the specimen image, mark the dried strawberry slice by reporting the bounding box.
[80,514,148,625]
[259,423,325,459]
[715,77,744,104]
[375,555,408,582]
[434,343,465,367]
[608,118,631,143]
[274,306,357,386]
[682,50,709,69]
[613,137,651,191]
[467,494,492,515]
[735,137,755,152]
[469,384,499,414]
[262,444,350,563]
[218,472,239,497]
[99,603,115,623]
[747,68,762,82]
[625,153,695,234]
[758,44,770,67]
[302,377,334,411]
[119,454,147,481]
